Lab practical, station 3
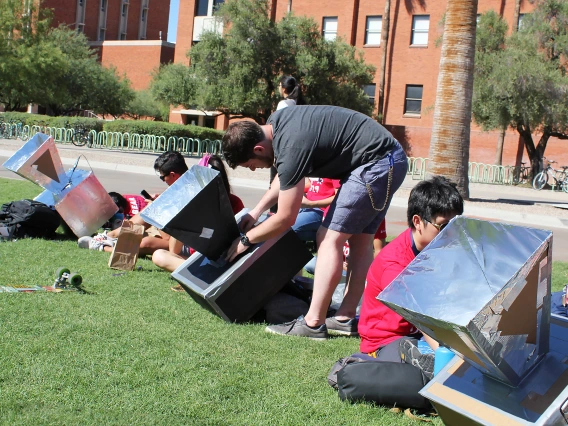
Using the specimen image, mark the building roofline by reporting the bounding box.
[89,40,176,48]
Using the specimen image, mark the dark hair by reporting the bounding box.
[154,151,188,176]
[207,155,232,195]
[407,176,464,229]
[222,121,265,169]
[279,75,304,105]
[108,192,128,212]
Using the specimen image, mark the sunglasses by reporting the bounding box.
[425,219,449,232]
[159,174,167,182]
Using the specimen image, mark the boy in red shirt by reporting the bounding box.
[358,176,463,360]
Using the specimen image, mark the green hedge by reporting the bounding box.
[103,120,224,140]
[0,112,104,132]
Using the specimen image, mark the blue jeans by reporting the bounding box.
[292,208,324,242]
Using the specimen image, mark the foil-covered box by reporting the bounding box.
[2,133,117,237]
[140,165,240,260]
[378,216,553,387]
[171,210,312,323]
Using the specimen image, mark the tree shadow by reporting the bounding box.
[404,0,427,14]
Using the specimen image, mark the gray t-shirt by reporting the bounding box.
[267,105,399,190]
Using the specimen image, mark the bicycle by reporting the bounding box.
[532,159,568,191]
[71,126,92,147]
[512,162,530,185]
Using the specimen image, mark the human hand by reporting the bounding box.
[239,212,258,233]
[225,236,251,262]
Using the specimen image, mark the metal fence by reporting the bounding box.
[0,121,535,186]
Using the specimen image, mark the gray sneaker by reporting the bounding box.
[325,317,359,336]
[77,236,92,249]
[265,316,328,340]
[399,338,435,380]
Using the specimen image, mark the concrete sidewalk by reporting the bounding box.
[2,138,568,230]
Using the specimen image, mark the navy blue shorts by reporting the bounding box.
[323,144,407,235]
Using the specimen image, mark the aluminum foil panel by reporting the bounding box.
[378,216,553,386]
[52,169,117,237]
[2,133,67,193]
[140,165,240,260]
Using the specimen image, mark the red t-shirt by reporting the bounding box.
[229,194,245,215]
[123,195,148,218]
[305,178,341,215]
[359,229,420,353]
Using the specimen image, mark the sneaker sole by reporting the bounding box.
[264,326,328,341]
[327,329,359,337]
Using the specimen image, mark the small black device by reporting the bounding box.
[140,190,154,201]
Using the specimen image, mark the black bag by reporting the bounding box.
[0,199,61,239]
[337,361,432,410]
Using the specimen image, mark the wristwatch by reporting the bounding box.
[240,234,252,247]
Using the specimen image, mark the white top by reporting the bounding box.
[276,99,296,110]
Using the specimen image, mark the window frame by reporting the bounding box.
[404,84,423,116]
[364,84,377,105]
[365,16,382,46]
[411,15,430,46]
[322,16,338,42]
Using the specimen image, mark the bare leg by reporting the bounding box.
[139,235,170,256]
[152,249,186,273]
[373,238,386,258]
[303,227,350,327]
[335,233,374,320]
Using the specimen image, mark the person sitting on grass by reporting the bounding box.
[358,176,464,368]
[152,154,245,274]
[77,151,188,255]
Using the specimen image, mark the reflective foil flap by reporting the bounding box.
[2,133,67,193]
[378,216,553,386]
[53,169,117,237]
[140,165,240,260]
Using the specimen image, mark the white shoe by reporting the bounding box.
[78,236,92,249]
[88,232,117,251]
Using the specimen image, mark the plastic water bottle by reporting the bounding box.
[434,346,455,376]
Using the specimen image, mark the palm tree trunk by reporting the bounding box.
[427,0,478,200]
[377,0,391,123]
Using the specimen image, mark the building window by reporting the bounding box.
[119,0,129,39]
[139,0,149,39]
[365,16,382,45]
[213,0,224,13]
[322,17,338,41]
[196,0,208,16]
[98,0,108,41]
[518,13,525,29]
[404,85,423,115]
[364,84,376,105]
[411,15,429,46]
[76,0,87,33]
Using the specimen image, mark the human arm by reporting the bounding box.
[239,174,281,232]
[226,179,304,261]
[301,193,336,208]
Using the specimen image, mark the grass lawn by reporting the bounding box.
[1,177,567,425]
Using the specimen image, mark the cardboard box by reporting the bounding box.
[171,212,312,323]
[379,217,553,386]
[140,165,240,260]
[420,314,568,425]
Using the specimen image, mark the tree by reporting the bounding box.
[427,0,479,199]
[471,12,509,165]
[0,1,67,111]
[151,0,375,123]
[126,90,169,121]
[472,0,568,177]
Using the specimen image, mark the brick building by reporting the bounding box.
[42,0,174,89]
[171,0,567,166]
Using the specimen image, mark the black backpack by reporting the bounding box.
[0,199,61,239]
